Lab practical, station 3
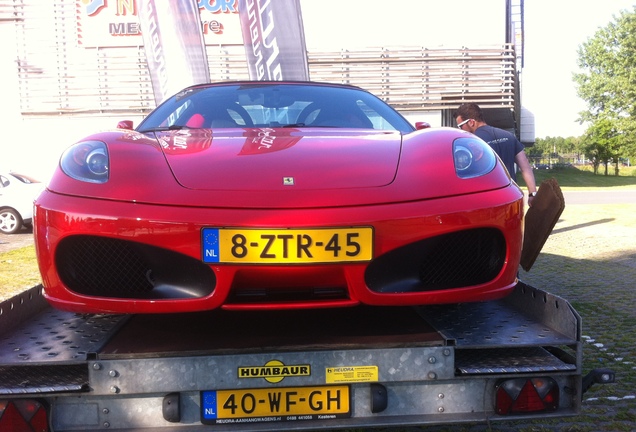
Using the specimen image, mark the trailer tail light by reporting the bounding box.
[0,399,49,432]
[495,377,559,415]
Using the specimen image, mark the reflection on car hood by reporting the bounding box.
[157,128,402,191]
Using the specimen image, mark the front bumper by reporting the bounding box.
[34,187,523,314]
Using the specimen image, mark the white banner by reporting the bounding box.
[238,0,309,81]
[138,0,210,104]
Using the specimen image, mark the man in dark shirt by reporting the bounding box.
[455,103,537,206]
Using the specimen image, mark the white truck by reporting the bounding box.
[0,281,614,431]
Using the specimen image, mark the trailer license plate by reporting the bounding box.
[201,385,350,424]
[202,227,373,264]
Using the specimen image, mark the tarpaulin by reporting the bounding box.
[138,0,210,104]
[238,0,310,81]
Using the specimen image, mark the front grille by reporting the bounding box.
[56,236,215,299]
[365,228,506,293]
[226,267,350,305]
[227,287,349,304]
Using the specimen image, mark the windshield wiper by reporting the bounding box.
[137,124,188,133]
[281,123,306,128]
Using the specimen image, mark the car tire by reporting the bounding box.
[0,208,23,234]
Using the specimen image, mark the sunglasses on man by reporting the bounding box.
[457,118,472,129]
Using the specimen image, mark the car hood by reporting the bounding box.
[45,127,518,210]
[156,128,402,191]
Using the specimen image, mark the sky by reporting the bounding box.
[301,0,636,139]
[522,0,636,138]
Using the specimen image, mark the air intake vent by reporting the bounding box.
[56,236,215,299]
[365,228,506,293]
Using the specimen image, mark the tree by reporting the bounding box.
[583,116,622,175]
[533,136,584,165]
[574,7,636,165]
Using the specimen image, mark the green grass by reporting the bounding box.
[519,165,636,189]
[0,245,41,301]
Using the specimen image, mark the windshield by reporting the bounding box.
[137,83,415,133]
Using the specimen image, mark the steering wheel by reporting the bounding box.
[296,102,324,125]
[228,103,254,127]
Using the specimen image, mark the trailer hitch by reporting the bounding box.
[582,368,615,396]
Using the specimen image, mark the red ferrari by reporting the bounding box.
[34,81,524,314]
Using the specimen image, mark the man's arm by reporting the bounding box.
[515,150,537,206]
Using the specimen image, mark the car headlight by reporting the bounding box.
[453,137,496,179]
[60,141,110,183]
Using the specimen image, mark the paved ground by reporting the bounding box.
[512,200,636,431]
[0,226,33,253]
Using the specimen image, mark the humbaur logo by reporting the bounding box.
[238,360,310,383]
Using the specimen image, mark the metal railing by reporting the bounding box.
[309,46,516,111]
[10,0,517,116]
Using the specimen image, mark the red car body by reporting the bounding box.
[34,82,524,314]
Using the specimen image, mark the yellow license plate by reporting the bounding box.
[202,227,373,264]
[201,385,350,424]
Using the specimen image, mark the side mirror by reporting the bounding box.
[415,121,431,130]
[117,120,134,130]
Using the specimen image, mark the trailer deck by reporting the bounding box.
[0,282,585,431]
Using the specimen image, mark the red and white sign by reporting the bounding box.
[77,0,243,47]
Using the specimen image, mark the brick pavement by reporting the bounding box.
[521,203,636,318]
[499,202,636,431]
